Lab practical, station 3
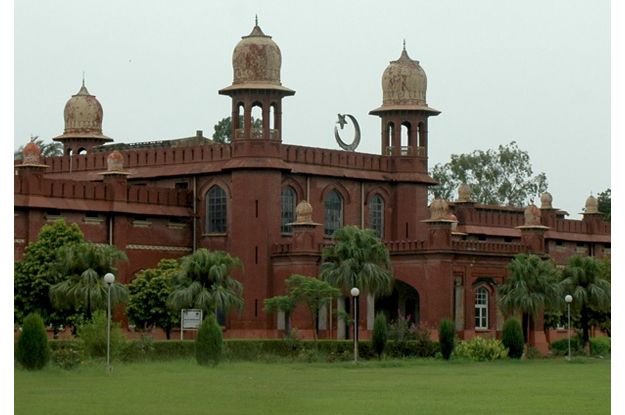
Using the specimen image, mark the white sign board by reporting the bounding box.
[180,309,202,339]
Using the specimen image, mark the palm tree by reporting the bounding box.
[498,254,560,356]
[319,226,394,296]
[50,242,129,319]
[169,249,244,319]
[559,255,610,352]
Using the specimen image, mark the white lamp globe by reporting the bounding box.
[350,287,360,297]
[104,273,115,285]
[565,295,573,303]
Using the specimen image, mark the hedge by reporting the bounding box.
[48,338,439,363]
[549,337,611,356]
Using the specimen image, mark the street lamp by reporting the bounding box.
[104,272,115,371]
[350,287,360,364]
[565,294,573,361]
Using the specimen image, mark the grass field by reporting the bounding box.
[14,358,610,415]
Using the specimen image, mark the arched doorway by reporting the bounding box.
[375,279,420,325]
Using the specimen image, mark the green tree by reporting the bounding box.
[169,249,244,318]
[430,141,548,206]
[286,274,341,341]
[263,295,297,336]
[372,312,388,360]
[14,220,85,334]
[212,116,263,143]
[597,188,611,222]
[438,318,456,360]
[50,242,129,319]
[502,317,525,359]
[125,259,181,339]
[195,314,223,366]
[320,226,394,297]
[14,135,63,160]
[498,254,560,356]
[559,255,610,351]
[16,313,50,371]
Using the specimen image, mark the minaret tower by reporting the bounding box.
[369,42,439,172]
[53,79,113,155]
[219,19,295,158]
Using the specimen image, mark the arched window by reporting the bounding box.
[475,287,489,329]
[206,185,227,233]
[370,194,384,239]
[281,186,296,233]
[324,190,343,237]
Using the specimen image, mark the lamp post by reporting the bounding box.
[350,287,360,364]
[565,294,573,361]
[104,272,115,371]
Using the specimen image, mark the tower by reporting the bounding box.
[53,81,113,155]
[218,21,295,158]
[369,43,440,171]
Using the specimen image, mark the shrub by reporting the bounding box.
[438,318,456,360]
[121,333,155,362]
[16,313,50,370]
[502,317,524,359]
[550,336,610,357]
[372,313,388,359]
[454,336,508,361]
[195,314,223,366]
[51,346,83,370]
[78,310,127,359]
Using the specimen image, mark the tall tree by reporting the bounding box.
[125,259,181,339]
[14,220,85,334]
[559,255,610,351]
[498,254,560,356]
[320,226,394,296]
[430,141,548,206]
[169,249,244,318]
[14,135,63,160]
[50,242,129,319]
[212,116,263,143]
[597,188,611,222]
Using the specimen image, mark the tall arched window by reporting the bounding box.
[281,186,296,233]
[324,190,343,237]
[475,287,489,329]
[206,185,227,233]
[370,194,384,239]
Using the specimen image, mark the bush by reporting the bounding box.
[502,317,525,359]
[51,346,83,370]
[438,318,456,360]
[16,313,50,370]
[78,310,127,360]
[121,333,155,362]
[195,315,223,366]
[550,336,610,357]
[372,313,388,359]
[454,336,508,361]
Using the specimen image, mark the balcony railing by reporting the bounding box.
[235,128,280,140]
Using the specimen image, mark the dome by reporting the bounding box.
[429,198,449,220]
[585,195,599,214]
[23,142,42,164]
[53,82,112,143]
[540,192,553,209]
[232,24,282,86]
[381,46,428,107]
[107,151,124,172]
[295,200,313,223]
[524,204,542,226]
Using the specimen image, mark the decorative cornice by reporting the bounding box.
[125,244,192,252]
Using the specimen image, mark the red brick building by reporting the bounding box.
[14,24,610,351]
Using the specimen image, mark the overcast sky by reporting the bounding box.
[12,0,612,218]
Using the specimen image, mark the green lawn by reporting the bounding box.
[14,358,610,415]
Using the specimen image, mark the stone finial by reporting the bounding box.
[457,184,473,202]
[429,198,449,220]
[295,200,313,223]
[585,195,599,214]
[540,192,553,209]
[524,204,542,226]
[107,151,124,172]
[23,142,42,165]
[448,213,459,232]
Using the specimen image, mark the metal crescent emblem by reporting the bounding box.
[334,113,361,152]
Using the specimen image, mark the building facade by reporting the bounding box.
[14,24,610,351]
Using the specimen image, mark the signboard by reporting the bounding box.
[180,309,202,339]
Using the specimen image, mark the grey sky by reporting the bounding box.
[13,0,611,218]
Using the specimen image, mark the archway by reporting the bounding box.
[375,279,420,326]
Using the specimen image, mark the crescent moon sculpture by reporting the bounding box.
[334,113,361,152]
